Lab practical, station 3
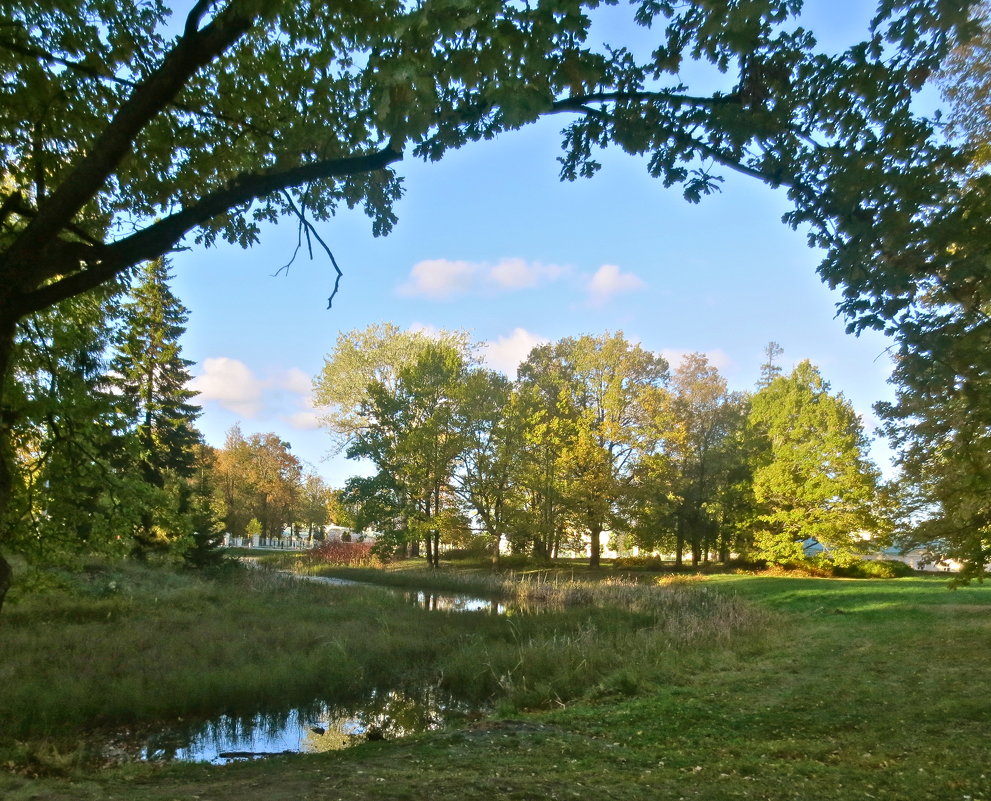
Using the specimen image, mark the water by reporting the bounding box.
[103,582,506,764]
[107,687,477,764]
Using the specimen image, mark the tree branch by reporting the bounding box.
[1,0,258,279]
[11,143,403,318]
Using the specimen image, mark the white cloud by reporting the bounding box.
[482,328,549,376]
[487,258,568,290]
[585,264,646,306]
[398,259,479,300]
[398,257,569,300]
[661,348,733,372]
[190,360,322,427]
[189,357,265,417]
[281,367,313,396]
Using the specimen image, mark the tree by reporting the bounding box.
[519,334,667,567]
[347,342,469,566]
[211,425,301,543]
[0,1,979,606]
[666,354,748,566]
[748,361,884,564]
[184,442,225,567]
[450,368,523,562]
[313,323,471,450]
[4,284,141,560]
[867,2,991,577]
[111,258,201,553]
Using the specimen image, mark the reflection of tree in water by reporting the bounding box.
[402,591,507,615]
[134,687,472,762]
[304,688,457,753]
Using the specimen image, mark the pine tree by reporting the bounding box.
[6,285,142,559]
[111,259,202,553]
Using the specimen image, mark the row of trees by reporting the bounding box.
[2,1,990,600]
[316,325,886,567]
[212,425,351,542]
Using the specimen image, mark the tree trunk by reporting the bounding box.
[675,516,684,569]
[0,315,18,614]
[589,525,601,568]
[0,552,11,616]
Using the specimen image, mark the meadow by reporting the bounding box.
[1,557,988,801]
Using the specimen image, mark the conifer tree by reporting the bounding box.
[111,259,202,553]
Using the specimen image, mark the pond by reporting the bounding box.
[106,687,479,764]
[300,573,511,615]
[104,582,506,764]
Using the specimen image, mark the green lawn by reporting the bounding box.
[1,569,988,801]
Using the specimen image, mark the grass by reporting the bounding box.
[0,557,756,771]
[1,563,989,800]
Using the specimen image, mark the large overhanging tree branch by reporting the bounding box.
[9,143,404,319]
[1,0,259,283]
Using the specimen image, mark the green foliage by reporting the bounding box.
[109,259,203,556]
[0,0,987,603]
[748,361,886,564]
[831,558,916,579]
[613,555,668,571]
[346,340,474,565]
[4,285,138,560]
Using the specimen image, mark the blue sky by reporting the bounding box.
[171,1,901,486]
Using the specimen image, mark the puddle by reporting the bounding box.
[107,687,477,764]
[99,576,510,764]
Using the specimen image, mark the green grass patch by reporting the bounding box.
[2,568,988,801]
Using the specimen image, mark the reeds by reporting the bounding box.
[0,558,767,758]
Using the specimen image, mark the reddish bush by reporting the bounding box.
[307,540,379,567]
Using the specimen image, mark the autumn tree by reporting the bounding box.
[211,425,301,542]
[519,334,667,567]
[0,0,979,607]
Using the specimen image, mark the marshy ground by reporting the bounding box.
[1,557,988,800]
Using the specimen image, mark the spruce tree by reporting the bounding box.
[111,259,203,553]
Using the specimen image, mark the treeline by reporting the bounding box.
[316,325,889,567]
[4,262,347,569]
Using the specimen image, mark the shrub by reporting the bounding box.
[443,537,495,561]
[613,555,668,571]
[306,540,380,567]
[832,559,916,579]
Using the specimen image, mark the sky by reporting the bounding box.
[170,0,903,487]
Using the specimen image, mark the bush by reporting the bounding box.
[832,559,916,579]
[443,537,495,561]
[306,540,380,567]
[613,555,668,571]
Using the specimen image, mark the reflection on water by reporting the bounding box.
[117,688,474,764]
[402,590,507,615]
